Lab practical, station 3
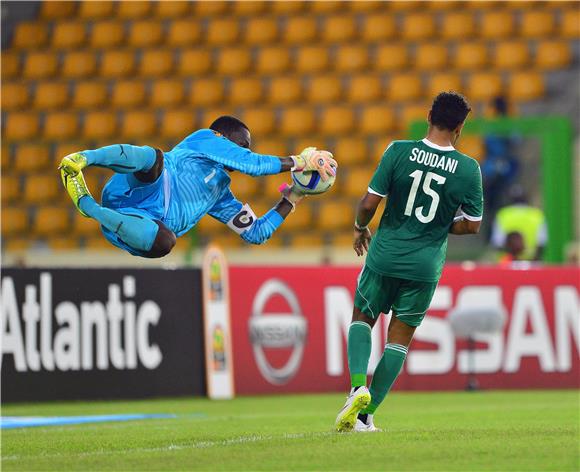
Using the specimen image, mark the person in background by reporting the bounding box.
[498,231,526,265]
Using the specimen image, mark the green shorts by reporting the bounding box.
[353,265,438,327]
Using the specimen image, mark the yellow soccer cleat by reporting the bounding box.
[60,168,92,217]
[58,152,88,177]
[335,386,371,433]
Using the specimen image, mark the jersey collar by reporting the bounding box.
[422,138,455,151]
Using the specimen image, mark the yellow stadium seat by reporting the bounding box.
[375,44,409,71]
[399,103,430,130]
[232,0,268,14]
[193,1,229,16]
[79,0,114,18]
[4,237,36,251]
[388,1,425,11]
[229,78,264,105]
[54,144,84,166]
[73,211,100,236]
[295,46,330,73]
[1,174,20,204]
[200,107,234,129]
[215,47,251,75]
[309,1,343,13]
[561,9,580,38]
[293,137,327,155]
[167,19,202,47]
[360,14,397,43]
[245,17,279,45]
[47,237,81,250]
[189,78,225,106]
[415,43,448,70]
[2,207,28,236]
[321,15,358,43]
[467,73,503,101]
[465,0,502,8]
[179,49,212,76]
[344,167,375,198]
[289,233,324,248]
[457,135,484,161]
[306,75,342,104]
[280,107,316,136]
[111,80,146,108]
[139,49,174,77]
[426,1,463,10]
[349,1,383,12]
[347,75,382,103]
[34,82,69,109]
[480,11,515,39]
[44,112,78,140]
[256,46,291,74]
[100,50,136,78]
[85,236,116,250]
[494,41,529,69]
[335,45,369,72]
[14,144,50,172]
[73,81,108,108]
[24,174,59,203]
[360,105,396,134]
[154,1,191,17]
[34,207,70,236]
[454,42,488,70]
[117,1,152,18]
[371,135,396,162]
[207,233,245,249]
[161,109,198,138]
[5,112,39,140]
[2,52,20,79]
[317,201,353,231]
[229,173,258,201]
[520,10,555,38]
[401,13,435,41]
[41,1,76,18]
[196,215,227,235]
[334,137,369,166]
[1,144,9,171]
[271,1,306,14]
[207,18,240,45]
[83,111,118,139]
[262,175,286,199]
[536,41,571,69]
[90,21,125,48]
[440,12,475,40]
[280,205,313,232]
[2,83,29,110]
[268,77,302,105]
[320,106,355,135]
[331,233,354,248]
[62,51,97,78]
[508,71,544,101]
[253,138,288,157]
[428,73,463,99]
[23,52,58,79]
[12,22,48,49]
[52,21,87,49]
[122,111,157,138]
[129,20,164,47]
[151,79,185,107]
[284,16,318,44]
[387,73,422,102]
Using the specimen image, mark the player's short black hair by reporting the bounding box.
[209,115,249,136]
[430,92,472,131]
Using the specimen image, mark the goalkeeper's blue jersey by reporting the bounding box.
[100,129,282,255]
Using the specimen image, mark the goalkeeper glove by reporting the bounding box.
[291,147,337,182]
[279,183,306,212]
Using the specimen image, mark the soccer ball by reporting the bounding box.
[291,165,336,195]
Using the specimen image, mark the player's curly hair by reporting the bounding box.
[210,115,249,136]
[430,92,471,131]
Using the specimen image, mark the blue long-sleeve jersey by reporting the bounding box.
[100,130,285,255]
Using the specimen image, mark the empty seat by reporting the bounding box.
[189,78,225,106]
[284,16,318,44]
[193,0,229,16]
[178,49,212,76]
[73,211,100,236]
[508,72,544,101]
[349,0,383,12]
[62,51,98,78]
[23,52,58,79]
[2,52,20,79]
[520,10,555,38]
[317,201,353,231]
[90,21,125,48]
[122,111,157,138]
[401,13,435,41]
[35,82,69,109]
[536,41,571,69]
[167,19,202,47]
[14,144,50,172]
[375,44,409,71]
[1,174,20,204]
[139,49,174,77]
[240,108,276,137]
[360,105,396,134]
[454,42,488,70]
[154,1,191,17]
[306,75,342,103]
[268,77,302,104]
[129,20,164,47]
[2,83,29,110]
[215,47,251,75]
[360,14,397,43]
[415,43,448,70]
[334,137,369,166]
[24,174,59,203]
[345,168,375,197]
[73,81,108,108]
[280,107,316,135]
[196,215,227,235]
[389,1,425,10]
[161,109,198,138]
[52,21,87,48]
[54,144,84,165]
[100,50,136,77]
[290,233,324,248]
[335,45,369,72]
[387,73,422,102]
[12,22,48,49]
[256,46,291,74]
[150,79,185,107]
[229,78,264,105]
[399,103,430,130]
[231,0,268,15]
[78,1,114,18]
[561,9,580,38]
[83,111,118,139]
[494,41,529,69]
[309,0,343,13]
[320,106,355,135]
[245,17,279,45]
[321,15,357,43]
[270,1,306,14]
[347,75,382,103]
[426,1,462,10]
[34,206,70,236]
[207,18,240,45]
[41,1,76,18]
[293,137,327,155]
[117,1,152,18]
[48,237,81,250]
[4,112,39,140]
[467,73,503,101]
[1,207,28,236]
[440,12,475,40]
[480,11,515,39]
[295,46,329,73]
[457,135,484,161]
[111,80,146,108]
[44,112,78,139]
[428,73,463,99]
[278,205,312,231]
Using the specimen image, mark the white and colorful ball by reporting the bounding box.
[291,166,336,195]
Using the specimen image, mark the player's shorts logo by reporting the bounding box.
[248,279,307,385]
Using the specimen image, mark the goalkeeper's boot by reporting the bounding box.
[354,414,382,433]
[60,169,92,217]
[58,152,88,177]
[335,386,371,433]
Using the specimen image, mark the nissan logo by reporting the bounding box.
[248,279,307,385]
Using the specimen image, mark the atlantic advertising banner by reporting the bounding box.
[229,265,580,394]
[1,269,205,402]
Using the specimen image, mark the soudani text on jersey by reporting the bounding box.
[409,147,459,174]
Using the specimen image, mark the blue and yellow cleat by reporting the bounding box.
[58,152,88,177]
[60,168,92,217]
[335,386,371,433]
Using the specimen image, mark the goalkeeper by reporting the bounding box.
[59,115,336,257]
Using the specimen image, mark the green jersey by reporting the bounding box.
[366,138,483,282]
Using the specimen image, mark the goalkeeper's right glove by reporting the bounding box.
[279,183,306,212]
[291,147,337,182]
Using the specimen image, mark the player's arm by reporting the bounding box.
[450,160,483,235]
[449,216,481,234]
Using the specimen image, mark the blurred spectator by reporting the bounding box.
[491,185,547,261]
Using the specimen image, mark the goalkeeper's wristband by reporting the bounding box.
[282,195,297,213]
[290,155,303,172]
[354,221,368,231]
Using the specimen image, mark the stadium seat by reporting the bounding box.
[347,75,382,103]
[454,43,488,70]
[161,109,198,138]
[207,18,240,45]
[441,11,476,40]
[295,46,330,73]
[121,111,157,138]
[270,1,306,14]
[1,174,20,204]
[360,14,397,43]
[78,0,114,18]
[520,10,555,38]
[400,103,430,130]
[306,75,343,103]
[426,1,462,10]
[387,73,422,102]
[253,138,288,157]
[401,13,435,41]
[12,22,48,49]
[229,78,264,105]
[375,44,409,71]
[73,81,108,108]
[52,21,87,49]
[83,111,118,139]
[24,174,59,203]
[53,144,84,166]
[215,47,252,75]
[150,79,185,107]
[268,76,303,104]
[100,50,136,78]
[320,106,355,135]
[1,207,28,236]
[116,1,152,18]
[262,175,287,199]
[480,11,515,39]
[34,206,70,236]
[388,1,425,11]
[154,1,190,18]
[196,215,227,235]
[193,0,229,16]
[466,73,503,101]
[284,16,318,44]
[129,20,164,47]
[2,52,20,79]
[415,44,448,70]
[321,15,358,43]
[280,107,316,136]
[245,17,279,45]
[4,112,39,141]
[23,52,58,79]
[309,0,343,13]
[293,137,327,155]
[47,237,80,250]
[34,82,69,109]
[90,21,125,48]
[317,201,353,231]
[256,46,291,74]
[428,73,463,99]
[229,173,258,201]
[41,0,76,18]
[62,51,97,79]
[360,105,396,134]
[457,135,484,161]
[561,9,580,38]
[290,233,324,248]
[536,41,571,70]
[2,82,29,110]
[166,20,201,47]
[189,78,225,106]
[178,49,212,76]
[73,211,100,236]
[494,41,530,69]
[139,49,174,77]
[44,112,78,140]
[85,236,116,250]
[206,233,244,249]
[335,45,369,72]
[349,0,383,12]
[279,206,313,231]
[111,80,146,108]
[332,233,355,247]
[333,137,369,166]
[232,1,268,15]
[14,144,50,172]
[508,72,544,101]
[344,167,375,197]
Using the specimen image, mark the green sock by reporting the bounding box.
[347,321,372,388]
[363,343,408,414]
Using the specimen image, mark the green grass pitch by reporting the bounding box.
[2,390,578,471]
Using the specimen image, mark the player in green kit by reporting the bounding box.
[335,92,483,432]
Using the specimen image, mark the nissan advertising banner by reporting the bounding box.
[229,265,580,395]
[1,269,205,402]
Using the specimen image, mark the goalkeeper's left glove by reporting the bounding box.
[279,183,306,212]
[291,147,337,181]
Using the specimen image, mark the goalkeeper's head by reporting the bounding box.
[428,91,471,143]
[210,115,251,149]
